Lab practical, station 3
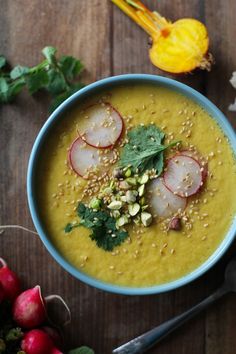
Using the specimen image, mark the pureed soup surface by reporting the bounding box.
[37,84,236,287]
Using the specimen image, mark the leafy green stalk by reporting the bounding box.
[0,46,84,112]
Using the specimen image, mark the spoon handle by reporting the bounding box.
[112,286,228,354]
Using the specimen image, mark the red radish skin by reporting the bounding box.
[0,282,5,303]
[21,329,54,354]
[164,155,203,198]
[68,137,116,178]
[51,348,63,354]
[0,258,21,301]
[177,150,208,182]
[77,103,124,149]
[13,285,46,329]
[41,326,63,349]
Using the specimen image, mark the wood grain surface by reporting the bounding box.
[0,1,236,353]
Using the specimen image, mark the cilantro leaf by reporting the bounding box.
[120,124,179,175]
[0,55,6,69]
[42,46,57,65]
[10,65,29,79]
[46,69,68,95]
[49,82,85,113]
[65,203,128,251]
[59,56,84,80]
[0,46,84,112]
[68,346,95,354]
[25,69,49,94]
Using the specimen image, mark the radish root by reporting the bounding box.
[45,294,72,327]
[0,225,38,235]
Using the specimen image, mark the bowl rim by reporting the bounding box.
[27,74,236,295]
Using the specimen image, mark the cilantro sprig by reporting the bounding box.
[0,46,84,112]
[119,124,180,175]
[65,203,128,251]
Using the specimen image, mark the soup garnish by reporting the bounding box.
[65,106,208,251]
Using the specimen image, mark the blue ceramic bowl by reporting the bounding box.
[27,74,236,295]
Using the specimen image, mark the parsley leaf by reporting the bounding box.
[119,124,179,175]
[65,203,128,251]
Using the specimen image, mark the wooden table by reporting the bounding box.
[1,1,236,353]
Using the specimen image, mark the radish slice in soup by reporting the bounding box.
[78,103,123,148]
[148,178,187,218]
[164,155,203,197]
[69,137,115,178]
[179,150,208,181]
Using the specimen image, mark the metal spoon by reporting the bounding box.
[113,256,236,354]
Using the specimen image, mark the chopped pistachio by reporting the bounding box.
[120,195,127,202]
[112,210,121,219]
[116,215,129,227]
[133,215,141,225]
[140,196,146,205]
[108,200,122,210]
[124,168,132,177]
[138,174,149,184]
[126,177,137,186]
[128,203,140,216]
[141,212,152,226]
[138,184,145,197]
[141,204,149,211]
[125,190,137,203]
[119,180,130,190]
[103,186,113,195]
[89,197,102,210]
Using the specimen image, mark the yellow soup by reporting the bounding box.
[37,85,236,287]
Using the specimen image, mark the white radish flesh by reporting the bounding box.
[68,137,115,178]
[164,155,202,197]
[78,103,123,148]
[148,178,187,218]
[179,150,208,181]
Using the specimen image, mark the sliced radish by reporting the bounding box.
[178,150,208,182]
[164,155,203,197]
[78,103,124,148]
[148,178,187,218]
[68,137,115,178]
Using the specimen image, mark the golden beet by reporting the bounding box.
[112,0,213,74]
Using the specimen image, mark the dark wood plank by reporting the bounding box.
[204,1,236,353]
[0,1,235,354]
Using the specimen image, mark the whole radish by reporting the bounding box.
[41,326,63,349]
[13,285,46,328]
[51,348,63,354]
[0,257,21,301]
[0,282,5,303]
[21,329,56,354]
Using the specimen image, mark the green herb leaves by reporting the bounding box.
[65,203,128,251]
[0,46,84,112]
[68,346,95,354]
[119,124,179,175]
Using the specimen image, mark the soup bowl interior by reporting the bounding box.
[27,74,236,295]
